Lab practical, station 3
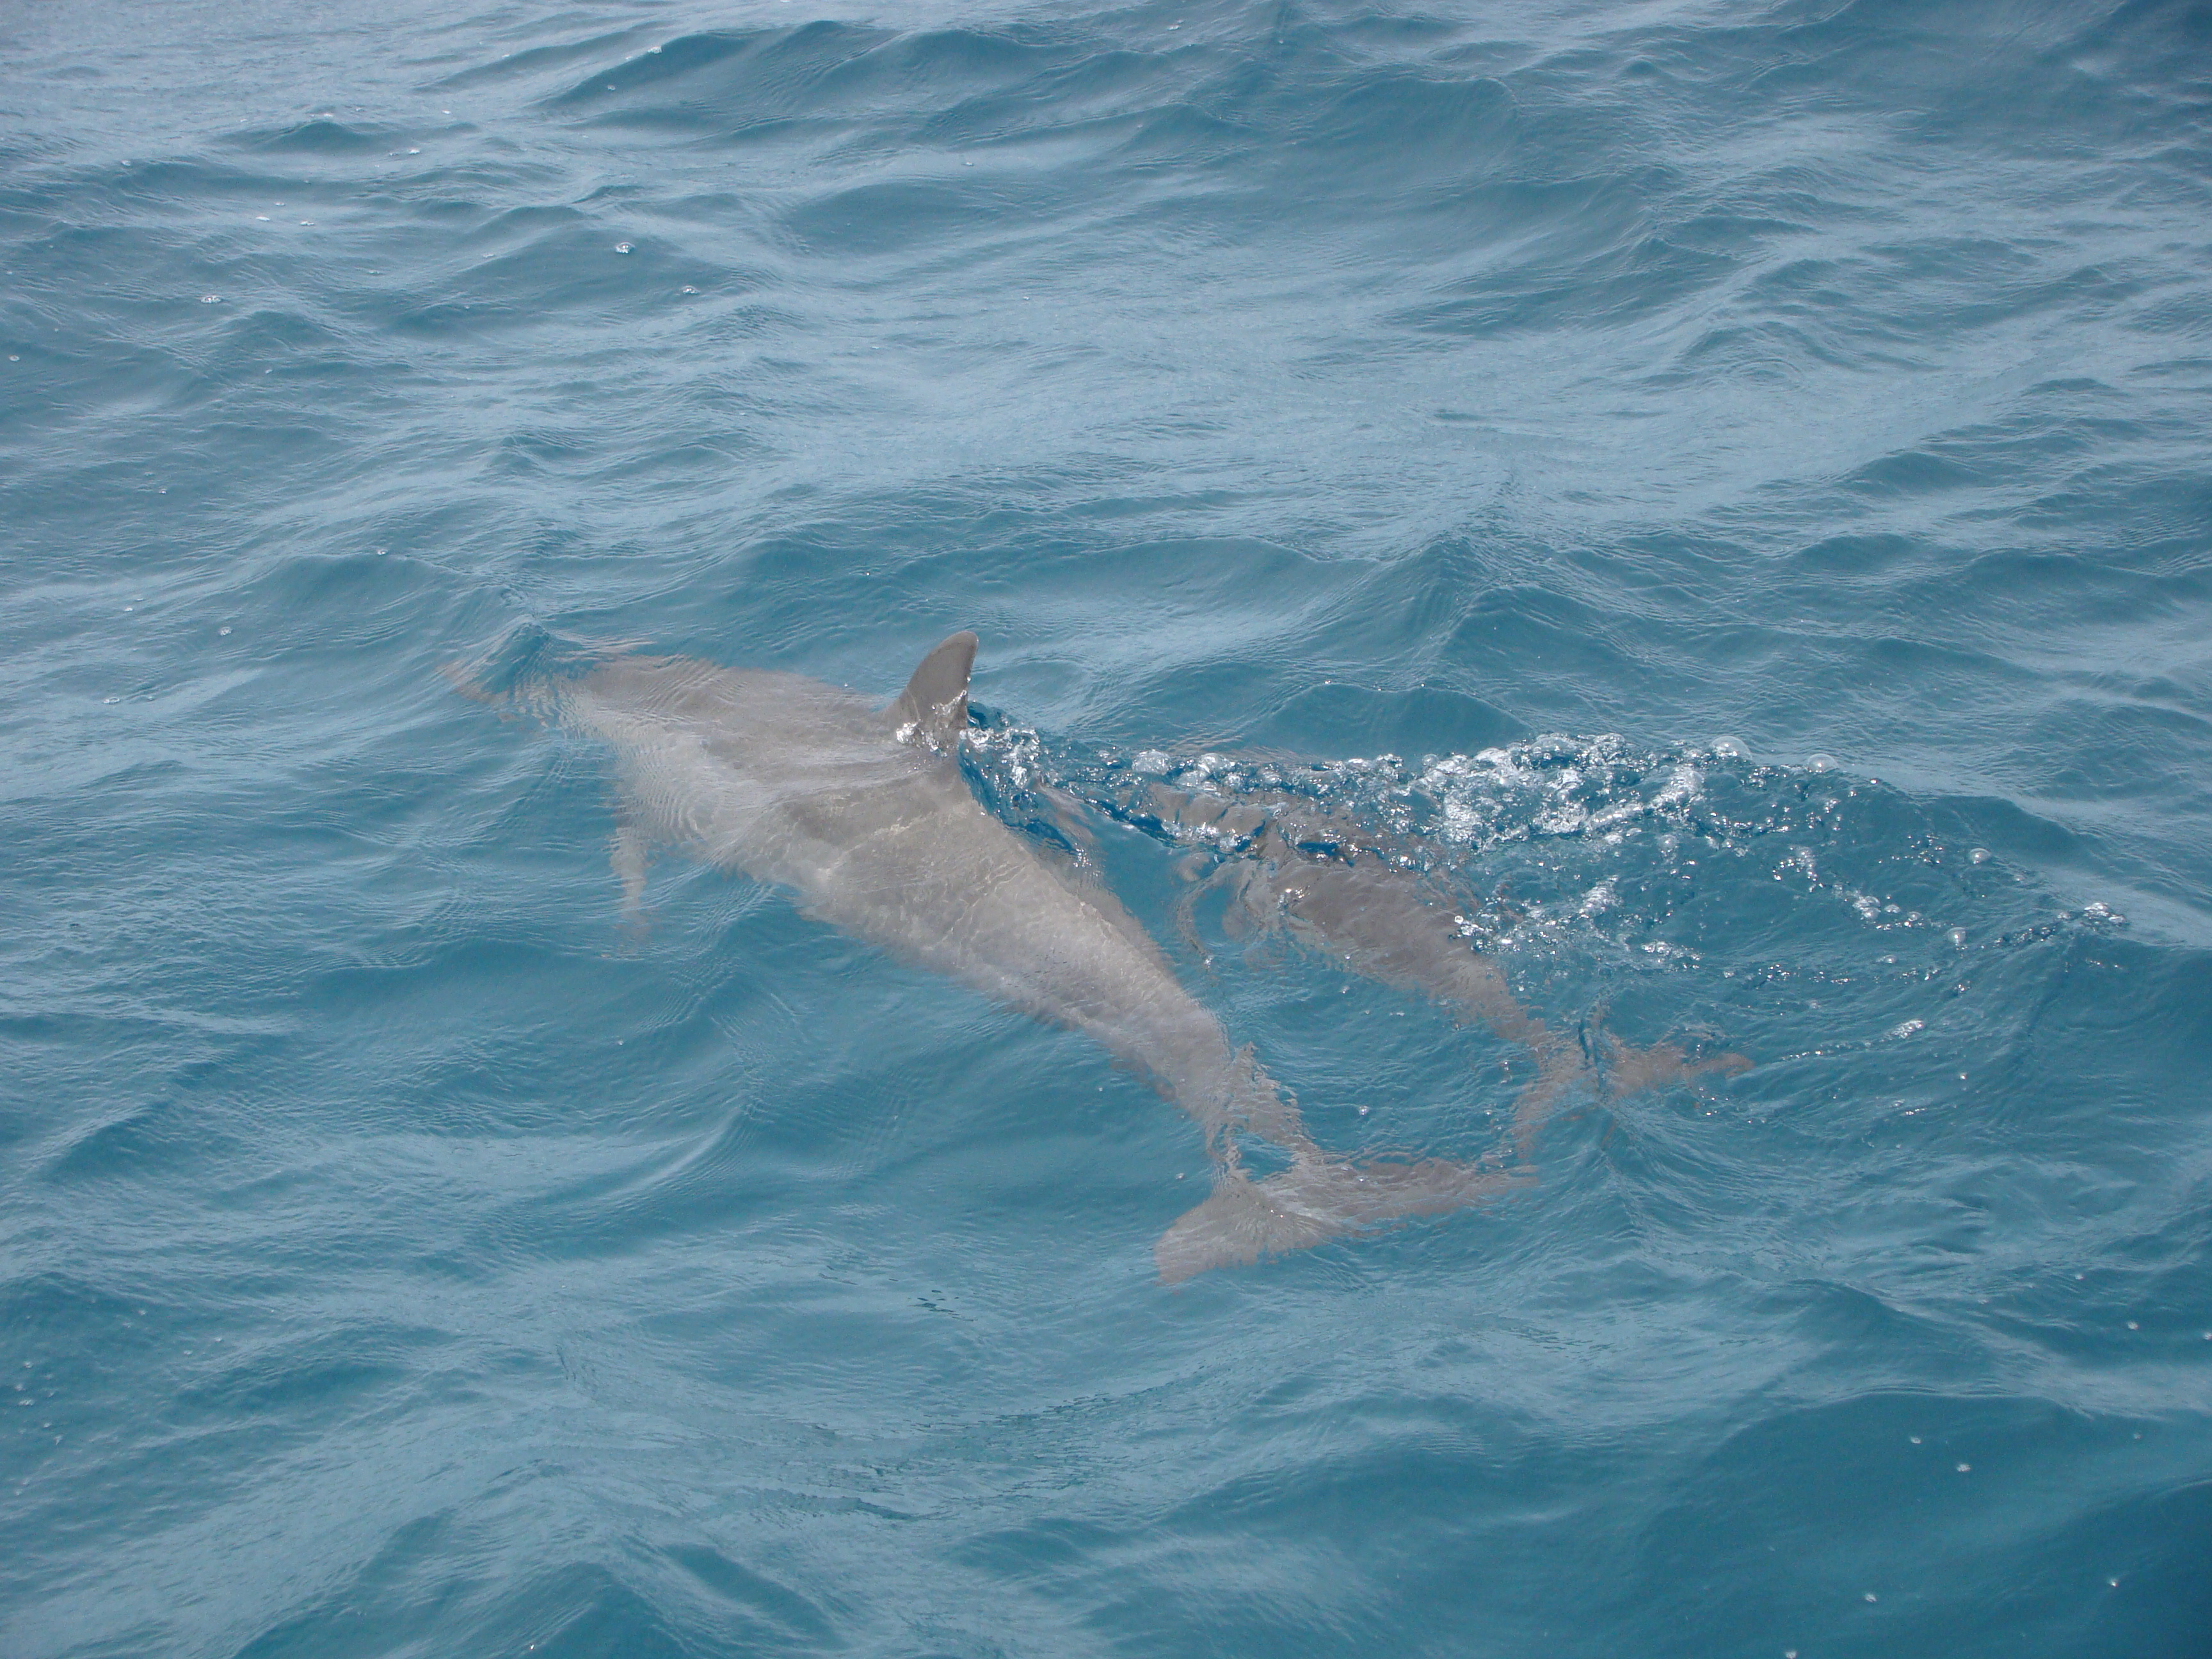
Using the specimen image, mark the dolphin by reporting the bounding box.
[1075,776,1750,1158]
[460,632,1522,1281]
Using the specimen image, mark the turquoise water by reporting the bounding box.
[4,1,2210,1653]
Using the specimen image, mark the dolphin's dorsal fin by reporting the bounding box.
[890,630,977,753]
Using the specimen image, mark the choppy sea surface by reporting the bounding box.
[5,1,2211,1654]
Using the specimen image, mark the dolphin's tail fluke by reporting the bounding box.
[1154,1155,1531,1284]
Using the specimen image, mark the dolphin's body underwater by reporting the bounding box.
[471,632,1525,1279]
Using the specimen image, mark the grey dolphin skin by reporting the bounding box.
[461,633,1542,1281]
[1082,778,1750,1160]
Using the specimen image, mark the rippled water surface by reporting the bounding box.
[5,1,2211,1654]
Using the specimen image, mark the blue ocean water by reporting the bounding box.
[4,0,2211,1653]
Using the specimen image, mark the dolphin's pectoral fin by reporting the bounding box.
[611,819,651,940]
[890,630,978,753]
[1154,1157,1532,1284]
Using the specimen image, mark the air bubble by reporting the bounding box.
[1710,736,1745,757]
[615,242,634,253]
[200,294,221,303]
[218,626,232,636]
[1807,753,1837,772]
